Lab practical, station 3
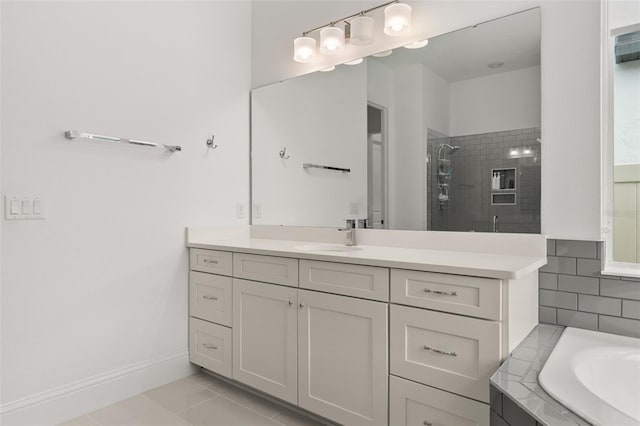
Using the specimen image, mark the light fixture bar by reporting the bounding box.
[301,0,399,36]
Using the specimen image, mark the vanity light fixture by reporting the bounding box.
[404,39,429,49]
[293,36,317,63]
[320,26,345,55]
[350,15,376,45]
[384,3,412,35]
[319,66,336,72]
[292,0,412,63]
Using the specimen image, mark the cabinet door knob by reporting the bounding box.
[423,421,433,426]
[288,300,294,306]
[299,303,305,308]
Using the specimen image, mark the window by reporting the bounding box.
[602,1,640,276]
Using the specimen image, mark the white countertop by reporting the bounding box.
[187,237,546,280]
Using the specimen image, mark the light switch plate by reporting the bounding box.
[236,203,246,219]
[5,195,45,220]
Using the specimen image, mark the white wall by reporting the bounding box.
[392,65,426,231]
[423,66,451,136]
[1,1,251,421]
[449,66,541,136]
[252,65,367,227]
[252,0,603,241]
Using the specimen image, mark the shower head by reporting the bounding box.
[438,144,462,158]
[444,144,461,153]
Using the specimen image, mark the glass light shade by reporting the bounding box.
[384,3,412,36]
[345,58,363,65]
[320,26,345,55]
[372,50,392,57]
[293,36,316,63]
[404,39,429,49]
[350,16,375,45]
[319,66,336,72]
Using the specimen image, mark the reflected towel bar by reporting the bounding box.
[65,130,182,152]
[303,163,350,173]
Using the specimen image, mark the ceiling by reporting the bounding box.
[372,8,541,82]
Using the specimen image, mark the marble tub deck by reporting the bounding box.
[490,324,591,426]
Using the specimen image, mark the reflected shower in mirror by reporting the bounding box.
[251,8,541,233]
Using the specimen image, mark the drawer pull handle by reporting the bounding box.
[203,343,218,350]
[423,422,433,426]
[424,289,457,296]
[203,295,218,301]
[424,346,457,357]
[202,259,219,264]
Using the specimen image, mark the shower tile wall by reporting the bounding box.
[428,127,541,233]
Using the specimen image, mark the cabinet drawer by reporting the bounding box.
[189,317,232,378]
[391,270,502,320]
[190,249,233,276]
[389,375,489,426]
[390,305,500,403]
[189,271,232,326]
[233,253,298,287]
[299,260,389,301]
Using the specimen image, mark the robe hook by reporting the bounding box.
[206,135,218,150]
[279,147,290,159]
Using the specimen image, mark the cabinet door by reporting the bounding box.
[232,279,298,404]
[299,260,389,301]
[298,290,388,426]
[233,253,299,287]
[189,271,232,326]
[389,375,489,426]
[190,249,233,276]
[390,305,500,403]
[189,317,232,378]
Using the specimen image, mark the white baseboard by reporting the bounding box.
[0,350,197,426]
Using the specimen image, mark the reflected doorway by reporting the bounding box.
[367,104,387,229]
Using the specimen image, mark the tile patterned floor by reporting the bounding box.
[59,373,329,426]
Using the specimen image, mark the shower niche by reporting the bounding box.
[491,168,517,205]
[491,168,516,190]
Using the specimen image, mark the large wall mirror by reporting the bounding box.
[252,8,541,233]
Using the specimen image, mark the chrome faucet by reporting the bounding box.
[338,219,356,246]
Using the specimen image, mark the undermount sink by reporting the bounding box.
[295,244,362,252]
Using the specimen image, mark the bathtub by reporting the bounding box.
[539,327,640,426]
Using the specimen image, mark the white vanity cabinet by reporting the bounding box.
[187,244,539,426]
[189,251,390,426]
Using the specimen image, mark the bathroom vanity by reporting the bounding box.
[186,226,546,426]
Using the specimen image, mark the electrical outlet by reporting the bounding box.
[236,203,246,219]
[254,204,262,218]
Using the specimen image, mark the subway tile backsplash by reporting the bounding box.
[539,239,640,338]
